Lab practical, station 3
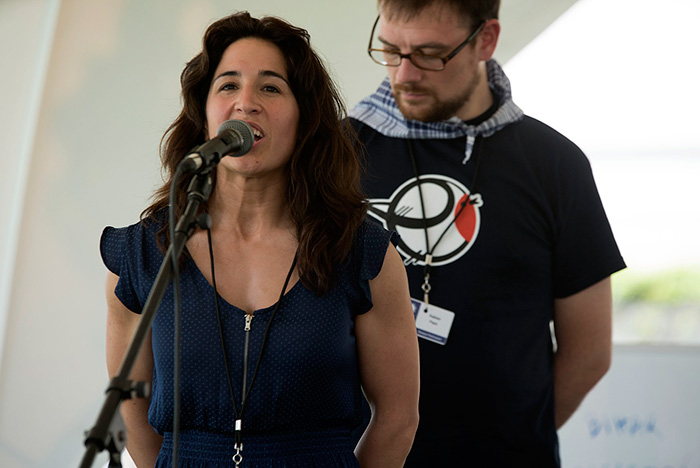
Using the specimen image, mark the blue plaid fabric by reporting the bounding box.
[349,59,524,163]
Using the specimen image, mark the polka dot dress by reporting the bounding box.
[100,214,397,467]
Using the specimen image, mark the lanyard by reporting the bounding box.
[406,138,483,309]
[207,228,297,466]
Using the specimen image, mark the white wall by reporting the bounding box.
[0,0,60,380]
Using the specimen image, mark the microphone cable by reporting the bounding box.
[167,162,187,468]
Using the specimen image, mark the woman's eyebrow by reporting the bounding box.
[259,70,290,86]
[212,70,290,86]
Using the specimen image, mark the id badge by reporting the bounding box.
[411,298,455,345]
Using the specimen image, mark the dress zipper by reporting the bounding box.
[234,313,254,467]
[241,313,254,402]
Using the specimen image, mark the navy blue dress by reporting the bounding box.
[100,216,396,467]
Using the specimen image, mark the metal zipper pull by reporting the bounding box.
[244,313,254,331]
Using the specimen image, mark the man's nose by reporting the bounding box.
[394,55,423,84]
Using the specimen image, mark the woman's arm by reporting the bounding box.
[105,272,163,467]
[354,245,420,468]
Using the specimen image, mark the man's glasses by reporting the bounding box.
[367,15,486,71]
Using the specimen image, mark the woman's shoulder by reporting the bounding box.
[350,217,399,280]
[357,217,399,248]
[100,209,167,275]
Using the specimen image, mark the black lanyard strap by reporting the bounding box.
[208,227,297,465]
[406,138,483,307]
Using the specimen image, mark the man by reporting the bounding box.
[348,0,626,466]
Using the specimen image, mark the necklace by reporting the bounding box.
[206,227,297,467]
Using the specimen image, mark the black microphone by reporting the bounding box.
[179,120,255,173]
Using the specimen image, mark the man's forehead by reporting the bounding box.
[378,7,468,45]
[380,2,471,29]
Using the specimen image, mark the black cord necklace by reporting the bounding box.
[407,138,484,310]
[206,227,297,467]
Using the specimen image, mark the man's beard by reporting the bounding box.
[392,72,480,122]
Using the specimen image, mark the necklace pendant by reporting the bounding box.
[232,442,243,467]
[232,420,243,466]
[421,272,431,311]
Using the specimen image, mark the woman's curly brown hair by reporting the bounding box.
[142,12,367,295]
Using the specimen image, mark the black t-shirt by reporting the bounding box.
[350,114,625,467]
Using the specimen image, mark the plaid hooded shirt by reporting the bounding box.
[349,59,524,164]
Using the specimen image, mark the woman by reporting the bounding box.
[101,11,419,468]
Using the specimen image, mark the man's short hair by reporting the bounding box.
[378,0,500,28]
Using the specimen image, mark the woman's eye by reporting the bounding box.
[262,85,280,93]
[219,83,238,91]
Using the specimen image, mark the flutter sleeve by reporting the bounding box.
[353,219,400,316]
[99,223,148,313]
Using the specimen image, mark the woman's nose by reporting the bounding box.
[233,87,261,115]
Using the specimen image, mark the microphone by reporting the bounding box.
[179,120,255,173]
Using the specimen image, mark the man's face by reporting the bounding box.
[378,4,482,122]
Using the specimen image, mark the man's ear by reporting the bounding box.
[478,19,501,61]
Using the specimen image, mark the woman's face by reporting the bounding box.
[205,37,300,178]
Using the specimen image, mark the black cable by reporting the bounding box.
[167,165,187,468]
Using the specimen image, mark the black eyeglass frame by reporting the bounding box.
[367,15,487,71]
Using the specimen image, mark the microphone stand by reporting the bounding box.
[80,171,213,468]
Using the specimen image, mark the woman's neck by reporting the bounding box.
[207,173,294,240]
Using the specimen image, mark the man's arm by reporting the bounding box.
[552,276,613,429]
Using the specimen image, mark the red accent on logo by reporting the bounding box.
[454,194,477,241]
